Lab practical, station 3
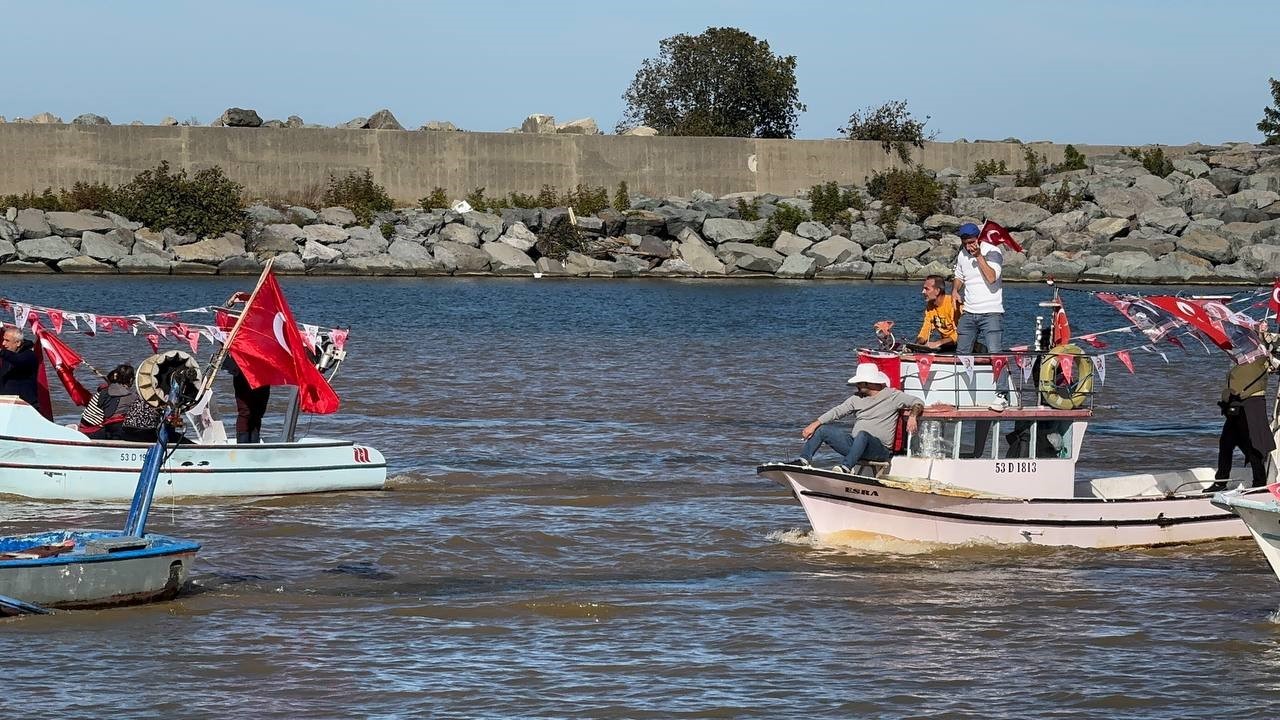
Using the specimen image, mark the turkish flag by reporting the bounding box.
[979,220,1023,253]
[916,354,933,385]
[1144,296,1232,350]
[1270,280,1280,318]
[1116,350,1134,374]
[1051,307,1071,347]
[35,327,92,407]
[224,271,340,414]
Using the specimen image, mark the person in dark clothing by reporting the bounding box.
[78,364,139,439]
[0,327,40,408]
[226,356,270,444]
[1207,357,1275,492]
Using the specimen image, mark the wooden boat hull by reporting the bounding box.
[759,463,1259,548]
[0,531,199,610]
[0,400,386,501]
[1212,489,1280,581]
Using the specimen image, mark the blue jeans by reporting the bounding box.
[801,426,892,467]
[956,311,1003,354]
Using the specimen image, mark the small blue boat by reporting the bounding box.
[0,352,204,615]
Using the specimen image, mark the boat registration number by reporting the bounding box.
[994,461,1037,473]
[119,451,149,462]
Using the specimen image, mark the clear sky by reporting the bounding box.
[4,0,1276,145]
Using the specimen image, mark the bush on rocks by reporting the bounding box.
[1122,146,1175,177]
[969,159,1009,184]
[112,161,246,238]
[612,182,631,212]
[758,203,809,246]
[807,181,863,226]
[419,187,450,211]
[535,213,589,260]
[323,170,393,225]
[867,165,947,223]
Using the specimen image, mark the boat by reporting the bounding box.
[0,265,386,501]
[1212,485,1280,581]
[758,288,1280,548]
[1,352,203,615]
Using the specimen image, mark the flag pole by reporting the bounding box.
[197,258,275,400]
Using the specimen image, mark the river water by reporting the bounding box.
[2,276,1279,719]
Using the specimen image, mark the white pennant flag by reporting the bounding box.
[133,315,146,335]
[65,312,79,330]
[210,327,228,344]
[1094,355,1106,385]
[958,355,975,382]
[1021,359,1034,383]
[302,324,320,353]
[13,303,29,330]
[84,313,96,333]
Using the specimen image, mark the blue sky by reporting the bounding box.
[5,0,1276,145]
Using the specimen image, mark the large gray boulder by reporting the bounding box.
[555,117,600,135]
[218,108,263,127]
[333,227,389,258]
[1228,189,1280,210]
[702,218,761,245]
[439,223,481,247]
[1034,210,1089,241]
[1173,157,1210,177]
[923,214,962,232]
[819,260,873,279]
[80,231,129,262]
[1175,230,1233,264]
[347,255,416,275]
[775,253,817,279]
[300,224,350,245]
[1238,244,1280,272]
[301,239,342,267]
[772,231,812,256]
[1132,174,1177,198]
[0,240,15,263]
[804,236,862,267]
[0,219,19,243]
[251,223,305,254]
[463,211,504,243]
[674,228,726,275]
[71,113,111,126]
[564,252,620,276]
[116,254,171,274]
[319,207,358,227]
[1127,251,1215,282]
[846,224,888,247]
[864,242,895,263]
[716,242,784,273]
[520,114,557,134]
[649,258,698,277]
[871,262,908,280]
[951,197,1002,218]
[892,239,931,261]
[58,255,115,273]
[1137,206,1190,234]
[363,109,403,130]
[1093,187,1161,219]
[482,242,536,274]
[45,211,114,236]
[387,239,444,272]
[217,256,264,275]
[17,236,76,262]
[173,233,246,264]
[433,240,490,273]
[269,252,305,274]
[795,221,832,241]
[633,235,672,259]
[246,204,288,224]
[1085,217,1130,241]
[655,206,706,237]
[498,222,538,252]
[623,210,666,237]
[1207,168,1244,195]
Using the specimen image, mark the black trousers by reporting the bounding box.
[1217,401,1271,486]
[233,373,270,443]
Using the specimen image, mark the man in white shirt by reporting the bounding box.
[953,222,1008,410]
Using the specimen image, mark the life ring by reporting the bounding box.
[1038,344,1094,410]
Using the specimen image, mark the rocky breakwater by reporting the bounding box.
[1,142,1278,281]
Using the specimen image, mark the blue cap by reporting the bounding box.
[958,222,980,238]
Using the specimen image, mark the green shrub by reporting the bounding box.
[536,185,560,208]
[562,184,610,216]
[866,165,945,219]
[59,181,117,211]
[505,190,540,209]
[1014,147,1047,187]
[807,181,861,226]
[379,222,395,240]
[419,187,450,210]
[735,197,761,221]
[1121,146,1175,177]
[1057,144,1088,172]
[464,187,493,214]
[969,159,1009,184]
[758,202,809,246]
[1032,179,1085,214]
[112,161,246,237]
[535,213,587,260]
[324,169,393,224]
[613,181,631,212]
[877,204,902,231]
[0,188,64,212]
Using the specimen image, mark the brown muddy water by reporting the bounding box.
[2,277,1279,719]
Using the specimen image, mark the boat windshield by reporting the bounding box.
[911,418,1074,460]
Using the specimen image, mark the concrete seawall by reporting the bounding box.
[0,124,1150,203]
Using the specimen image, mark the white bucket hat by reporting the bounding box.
[847,362,891,386]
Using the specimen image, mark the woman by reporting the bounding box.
[78,364,139,440]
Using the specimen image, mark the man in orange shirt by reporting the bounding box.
[914,275,960,351]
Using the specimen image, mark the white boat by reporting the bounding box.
[759,290,1280,548]
[1212,486,1280,580]
[0,397,385,501]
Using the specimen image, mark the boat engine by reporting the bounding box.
[135,351,203,411]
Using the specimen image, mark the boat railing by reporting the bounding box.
[866,350,1099,412]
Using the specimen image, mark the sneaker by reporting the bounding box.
[788,458,811,467]
[1204,481,1228,493]
[831,465,850,473]
[988,396,1009,412]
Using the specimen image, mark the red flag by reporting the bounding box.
[1270,280,1280,318]
[916,354,933,385]
[1079,334,1107,349]
[146,333,161,354]
[47,310,64,334]
[1144,296,1232,350]
[227,271,339,414]
[990,354,1008,381]
[34,328,91,408]
[1052,307,1071,347]
[979,220,1023,253]
[1059,353,1074,384]
[1116,350,1134,374]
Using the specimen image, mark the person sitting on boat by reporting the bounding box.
[913,274,959,352]
[953,222,1007,411]
[78,364,140,440]
[790,363,924,473]
[1206,355,1275,492]
[0,326,40,408]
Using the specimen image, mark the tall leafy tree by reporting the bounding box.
[1259,77,1280,146]
[618,27,805,138]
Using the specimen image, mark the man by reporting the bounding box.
[0,326,40,408]
[953,222,1008,410]
[914,275,959,351]
[226,355,270,444]
[1207,355,1274,492]
[791,362,924,473]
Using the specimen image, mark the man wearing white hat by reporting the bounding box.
[791,362,925,473]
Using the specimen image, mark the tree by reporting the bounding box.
[1259,77,1280,146]
[839,100,937,163]
[618,27,806,138]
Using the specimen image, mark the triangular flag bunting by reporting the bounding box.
[958,355,975,382]
[1059,354,1074,384]
[47,310,64,335]
[990,355,1009,382]
[1094,355,1106,385]
[916,354,933,386]
[146,333,160,354]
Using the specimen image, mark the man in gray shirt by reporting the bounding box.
[791,363,925,473]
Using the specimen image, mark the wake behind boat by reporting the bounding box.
[759,286,1280,548]
[0,263,385,501]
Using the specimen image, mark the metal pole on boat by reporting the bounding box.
[0,593,49,616]
[197,258,276,403]
[123,420,170,538]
